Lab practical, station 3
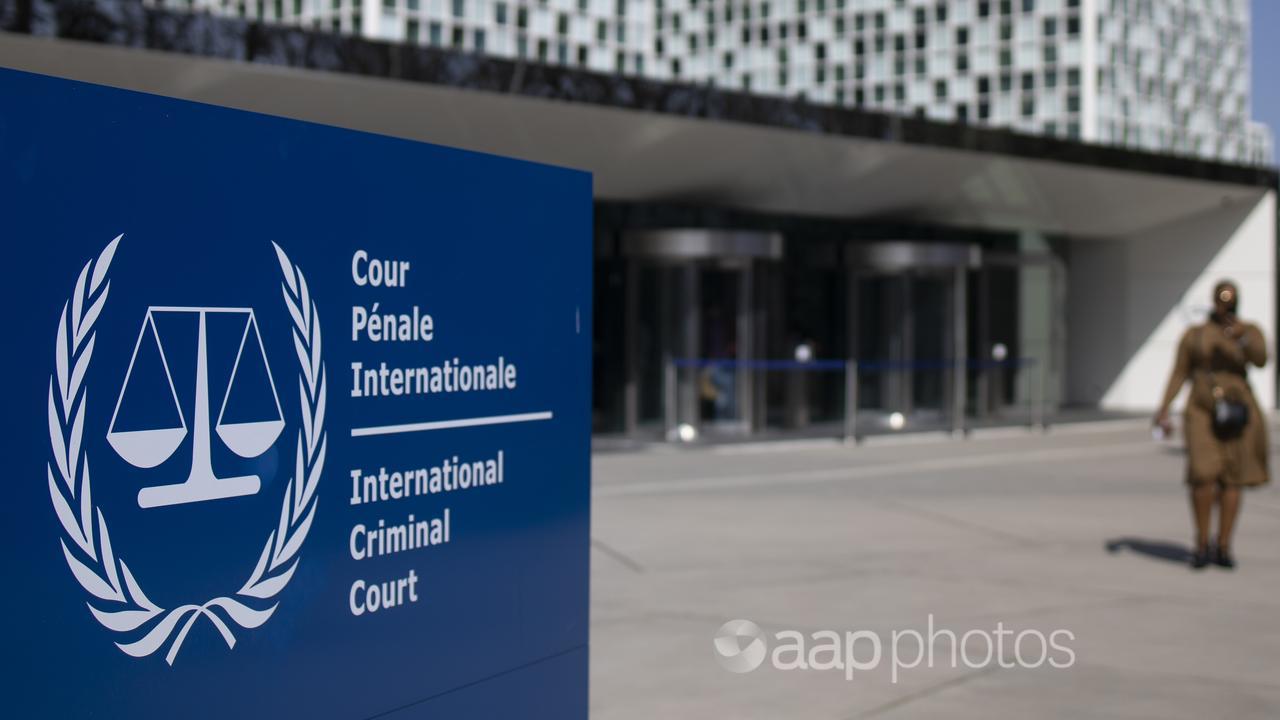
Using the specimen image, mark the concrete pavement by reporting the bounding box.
[589,420,1280,719]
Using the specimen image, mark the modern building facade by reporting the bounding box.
[164,0,651,76]
[4,1,1276,443]
[155,0,1271,164]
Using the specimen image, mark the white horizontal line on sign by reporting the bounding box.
[350,411,555,437]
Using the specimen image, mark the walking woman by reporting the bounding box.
[1154,281,1269,569]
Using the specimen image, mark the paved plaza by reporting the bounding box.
[589,420,1280,719]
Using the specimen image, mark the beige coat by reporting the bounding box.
[1158,320,1269,487]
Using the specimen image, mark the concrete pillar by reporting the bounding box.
[1066,190,1277,411]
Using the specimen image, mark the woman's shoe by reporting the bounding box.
[1190,547,1211,570]
[1215,547,1237,570]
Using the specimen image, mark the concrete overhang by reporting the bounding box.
[1,3,1275,239]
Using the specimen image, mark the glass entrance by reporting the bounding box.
[627,259,758,438]
[851,264,966,434]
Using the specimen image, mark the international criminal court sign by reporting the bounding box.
[0,68,591,718]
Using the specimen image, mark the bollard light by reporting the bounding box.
[888,412,906,430]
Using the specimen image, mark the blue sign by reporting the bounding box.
[0,68,591,718]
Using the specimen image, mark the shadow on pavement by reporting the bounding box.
[1105,537,1193,565]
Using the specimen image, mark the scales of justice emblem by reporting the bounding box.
[107,307,286,508]
[47,237,326,664]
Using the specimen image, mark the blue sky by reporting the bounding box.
[1254,1,1278,152]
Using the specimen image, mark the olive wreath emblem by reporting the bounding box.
[47,235,326,664]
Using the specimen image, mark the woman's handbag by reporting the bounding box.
[1200,325,1249,440]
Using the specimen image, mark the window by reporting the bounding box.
[451,0,463,18]
[956,27,968,45]
[473,29,485,51]
[956,104,968,122]
[451,26,463,47]
[1021,72,1034,91]
[934,79,947,100]
[1042,17,1055,35]
[978,76,990,94]
[557,13,568,35]
[495,2,506,24]
[429,21,441,44]
[517,6,527,28]
[406,19,419,42]
[1021,96,1034,116]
